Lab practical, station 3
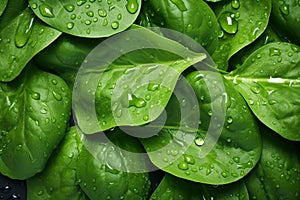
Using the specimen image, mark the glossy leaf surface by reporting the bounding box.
[151,174,249,200]
[212,0,272,70]
[29,0,142,37]
[27,127,87,200]
[0,65,71,179]
[141,71,262,184]
[225,42,300,141]
[0,8,61,82]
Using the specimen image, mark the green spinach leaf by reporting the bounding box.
[27,127,87,200]
[271,0,300,45]
[141,71,262,184]
[225,42,300,141]
[244,126,300,200]
[212,0,272,70]
[0,64,71,179]
[151,173,249,200]
[138,0,219,55]
[0,0,28,29]
[76,127,151,200]
[28,0,141,37]
[73,27,206,134]
[0,8,61,82]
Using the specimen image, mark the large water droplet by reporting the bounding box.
[39,4,55,18]
[67,22,74,29]
[184,154,195,165]
[98,9,107,17]
[170,0,187,11]
[251,86,261,94]
[86,11,94,17]
[126,0,139,14]
[15,14,35,48]
[147,83,160,91]
[219,12,238,34]
[77,0,87,6]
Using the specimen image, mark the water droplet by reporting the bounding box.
[111,21,119,29]
[251,86,261,94]
[178,161,189,170]
[52,91,62,101]
[170,0,187,11]
[31,3,37,9]
[194,136,204,146]
[231,0,240,9]
[86,11,94,17]
[77,0,87,6]
[227,117,233,124]
[37,190,43,196]
[117,13,122,20]
[280,4,289,15]
[268,99,277,105]
[16,144,22,151]
[207,110,213,116]
[143,115,149,121]
[71,14,76,20]
[64,4,75,12]
[102,19,108,26]
[184,154,195,165]
[206,168,212,175]
[15,14,35,48]
[67,22,74,29]
[249,99,254,105]
[126,0,139,14]
[51,79,58,85]
[145,94,151,101]
[108,5,115,11]
[40,108,47,114]
[31,92,40,100]
[233,157,240,163]
[226,138,232,143]
[147,83,160,91]
[219,12,238,34]
[221,172,228,177]
[98,9,107,17]
[269,47,281,56]
[39,4,55,18]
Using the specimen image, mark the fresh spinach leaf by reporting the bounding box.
[271,0,300,45]
[27,127,87,200]
[0,8,61,82]
[0,64,71,179]
[0,0,8,17]
[76,127,151,200]
[28,0,142,38]
[225,42,300,141]
[73,27,206,134]
[244,126,300,200]
[141,70,262,184]
[138,0,219,55]
[151,173,249,200]
[212,0,272,70]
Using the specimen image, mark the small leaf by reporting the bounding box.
[28,0,142,37]
[0,8,61,82]
[225,42,300,141]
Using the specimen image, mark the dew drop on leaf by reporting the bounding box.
[64,4,75,12]
[67,22,74,29]
[39,4,55,18]
[126,0,139,14]
[31,92,40,100]
[184,154,195,165]
[77,0,87,6]
[86,11,94,17]
[231,0,240,9]
[111,21,119,29]
[250,86,261,94]
[52,91,62,101]
[194,136,204,146]
[218,12,238,34]
[15,14,35,48]
[178,161,189,170]
[269,47,281,56]
[98,9,107,17]
[279,4,289,15]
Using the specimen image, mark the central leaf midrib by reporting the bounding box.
[224,74,299,84]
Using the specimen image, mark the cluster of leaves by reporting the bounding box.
[0,0,299,199]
